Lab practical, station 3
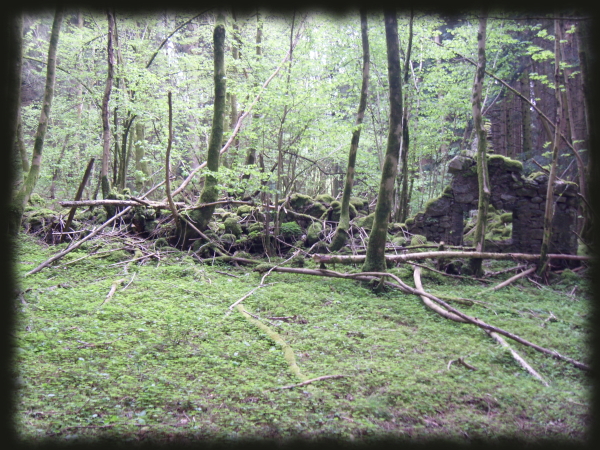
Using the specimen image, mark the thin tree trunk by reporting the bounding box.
[362,10,403,273]
[189,12,227,233]
[12,8,63,230]
[469,14,490,277]
[330,9,370,251]
[538,19,564,276]
[101,10,116,202]
[397,11,413,223]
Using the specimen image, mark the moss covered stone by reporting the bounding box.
[500,212,512,224]
[350,197,366,210]
[314,194,334,204]
[306,222,323,246]
[220,233,236,245]
[289,193,312,210]
[224,217,242,237]
[356,213,375,230]
[280,221,303,238]
[410,234,427,246]
[236,205,253,217]
[305,202,327,218]
[487,154,523,171]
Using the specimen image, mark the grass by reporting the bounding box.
[12,233,591,444]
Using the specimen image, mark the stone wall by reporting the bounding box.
[406,154,579,256]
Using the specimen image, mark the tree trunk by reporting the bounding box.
[538,19,564,276]
[362,10,403,273]
[330,9,370,251]
[11,15,25,190]
[189,13,227,234]
[397,11,414,224]
[101,10,116,204]
[12,8,63,232]
[469,14,490,277]
[134,122,148,193]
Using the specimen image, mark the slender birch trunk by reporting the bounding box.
[469,13,490,277]
[538,19,564,276]
[330,9,370,251]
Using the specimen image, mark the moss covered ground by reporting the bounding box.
[12,233,591,444]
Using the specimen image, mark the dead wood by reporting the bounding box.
[313,251,592,265]
[26,205,135,276]
[410,261,491,283]
[484,264,529,277]
[60,199,184,208]
[482,266,537,293]
[413,266,467,323]
[487,330,549,387]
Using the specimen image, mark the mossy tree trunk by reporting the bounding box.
[538,19,564,276]
[362,10,403,273]
[397,10,414,224]
[11,14,25,191]
[11,8,63,234]
[101,9,116,208]
[189,13,226,233]
[134,122,149,193]
[330,9,370,252]
[469,14,490,277]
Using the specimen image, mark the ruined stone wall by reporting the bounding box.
[406,154,579,256]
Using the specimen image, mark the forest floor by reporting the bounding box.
[11,232,591,445]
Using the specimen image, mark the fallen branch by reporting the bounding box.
[59,199,184,208]
[228,283,275,310]
[481,266,537,294]
[448,357,477,371]
[277,374,347,390]
[413,267,467,323]
[314,251,592,265]
[484,264,529,277]
[487,331,549,387]
[410,261,491,283]
[98,278,125,307]
[236,304,307,381]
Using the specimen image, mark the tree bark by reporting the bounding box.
[469,14,490,277]
[101,10,116,204]
[362,10,403,272]
[538,19,564,276]
[188,13,227,234]
[330,9,370,251]
[11,8,63,232]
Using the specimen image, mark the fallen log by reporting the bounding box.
[59,199,184,208]
[313,251,592,265]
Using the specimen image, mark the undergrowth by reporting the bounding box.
[12,234,591,444]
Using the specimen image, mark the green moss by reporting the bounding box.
[500,213,512,224]
[289,193,312,210]
[220,233,236,245]
[410,234,427,246]
[314,194,334,204]
[305,202,327,218]
[487,154,523,171]
[248,222,263,234]
[236,205,253,217]
[405,218,415,227]
[280,221,303,237]
[224,217,242,237]
[350,197,366,210]
[392,235,407,246]
[29,193,46,207]
[356,213,375,230]
[306,222,323,245]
